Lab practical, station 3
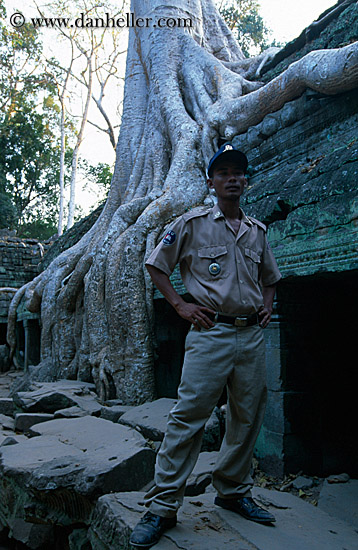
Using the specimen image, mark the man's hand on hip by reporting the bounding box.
[258,307,272,328]
[176,302,215,330]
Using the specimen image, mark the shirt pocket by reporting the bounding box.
[245,247,261,283]
[197,245,229,281]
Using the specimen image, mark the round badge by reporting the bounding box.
[163,230,176,246]
[209,262,221,275]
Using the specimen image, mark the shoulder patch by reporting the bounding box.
[247,216,267,232]
[162,229,176,245]
[182,206,211,223]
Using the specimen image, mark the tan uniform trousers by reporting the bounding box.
[144,322,267,518]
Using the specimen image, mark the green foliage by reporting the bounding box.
[0,0,62,237]
[0,192,17,229]
[17,218,58,240]
[82,161,113,194]
[217,0,271,56]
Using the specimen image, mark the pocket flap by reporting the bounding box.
[245,248,260,263]
[198,245,228,259]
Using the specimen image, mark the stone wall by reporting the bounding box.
[0,236,46,323]
[0,235,48,370]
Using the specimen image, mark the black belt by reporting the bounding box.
[210,312,260,327]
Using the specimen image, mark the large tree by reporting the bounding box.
[8,0,358,404]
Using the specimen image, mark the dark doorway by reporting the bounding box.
[277,270,357,477]
[153,297,191,399]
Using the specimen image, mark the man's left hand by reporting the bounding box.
[258,307,272,328]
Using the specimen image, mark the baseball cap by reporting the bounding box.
[207,143,248,177]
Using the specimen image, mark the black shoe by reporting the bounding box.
[214,496,276,524]
[130,511,177,548]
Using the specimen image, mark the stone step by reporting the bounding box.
[89,488,358,550]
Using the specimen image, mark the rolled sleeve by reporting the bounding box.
[145,217,187,276]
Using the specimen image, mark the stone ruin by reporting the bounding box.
[0,233,49,372]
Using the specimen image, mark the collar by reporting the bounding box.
[211,204,252,226]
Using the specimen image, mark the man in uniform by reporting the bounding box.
[130,143,281,548]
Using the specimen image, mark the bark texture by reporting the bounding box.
[7,0,358,404]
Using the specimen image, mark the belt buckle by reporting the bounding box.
[234,316,248,327]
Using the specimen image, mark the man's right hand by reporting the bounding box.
[176,302,215,330]
[146,265,215,330]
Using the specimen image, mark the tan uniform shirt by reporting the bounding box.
[146,204,281,316]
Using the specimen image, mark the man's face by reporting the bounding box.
[207,160,247,201]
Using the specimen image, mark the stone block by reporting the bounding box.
[292,475,314,490]
[255,426,285,477]
[0,417,156,527]
[69,528,91,550]
[15,412,55,432]
[0,346,10,373]
[100,405,133,423]
[119,399,221,451]
[0,399,14,417]
[13,380,99,414]
[54,406,90,419]
[0,434,28,446]
[89,488,358,550]
[0,414,15,431]
[89,492,252,550]
[265,348,284,391]
[318,479,358,530]
[185,452,219,496]
[119,398,178,441]
[200,409,221,452]
[264,391,287,434]
[8,519,54,550]
[28,416,156,495]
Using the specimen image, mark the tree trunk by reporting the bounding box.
[66,55,93,230]
[8,0,358,404]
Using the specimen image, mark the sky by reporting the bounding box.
[4,0,338,213]
[259,0,337,44]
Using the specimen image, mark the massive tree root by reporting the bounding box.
[7,0,358,404]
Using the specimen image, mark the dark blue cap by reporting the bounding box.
[207,143,248,177]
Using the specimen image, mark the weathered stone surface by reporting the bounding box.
[119,398,177,440]
[200,408,221,452]
[291,475,314,490]
[89,492,252,550]
[100,404,133,423]
[0,417,156,528]
[185,452,219,496]
[0,414,15,432]
[0,346,10,373]
[89,488,358,550]
[14,412,54,432]
[12,380,99,414]
[68,527,91,550]
[318,479,358,530]
[326,473,350,484]
[7,518,54,550]
[54,406,90,419]
[0,398,14,417]
[0,434,28,446]
[119,398,221,450]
